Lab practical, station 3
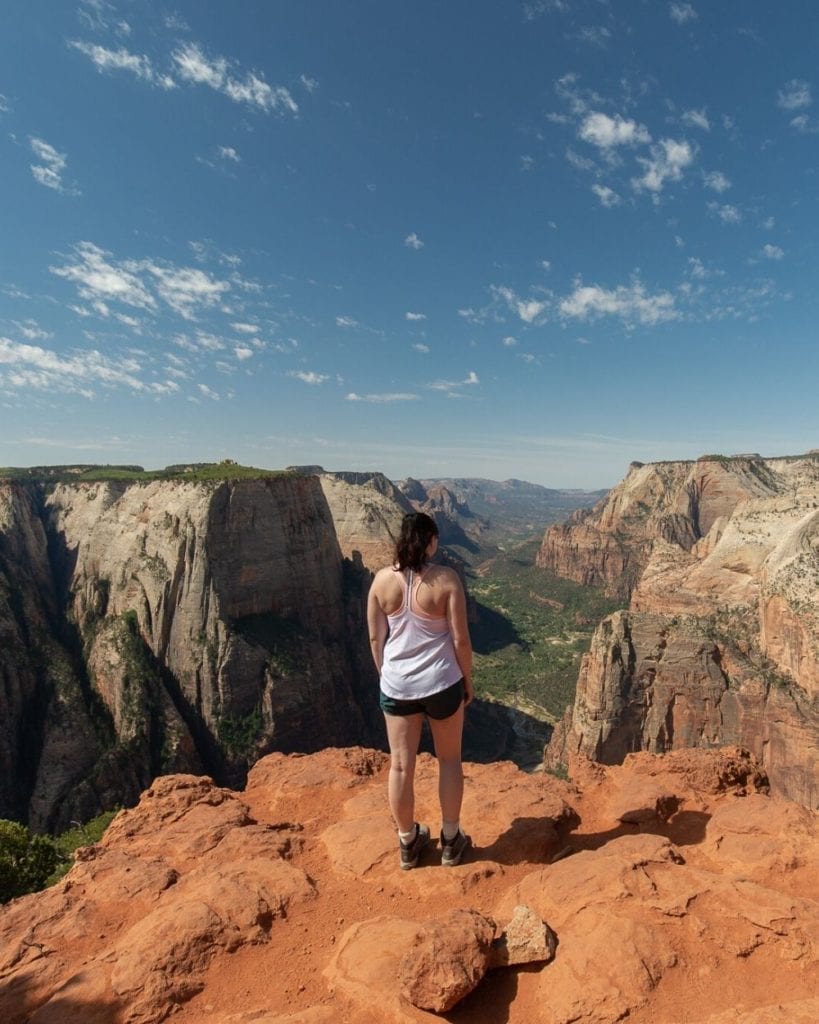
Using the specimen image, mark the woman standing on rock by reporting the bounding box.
[367,511,474,870]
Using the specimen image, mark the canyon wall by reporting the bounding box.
[0,474,382,830]
[542,454,819,807]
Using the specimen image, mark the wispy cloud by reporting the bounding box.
[777,79,812,111]
[29,137,80,195]
[0,94,9,113]
[520,155,535,171]
[491,285,549,324]
[682,108,710,131]
[632,138,694,194]
[404,233,425,250]
[299,74,319,93]
[288,370,329,384]
[761,244,784,260]
[197,383,220,400]
[50,242,231,321]
[0,336,175,398]
[346,392,419,403]
[669,3,698,25]
[218,146,240,163]
[172,42,297,115]
[708,201,742,223]
[703,170,731,192]
[405,312,427,321]
[335,315,359,328]
[428,371,480,394]
[592,184,621,207]
[68,40,176,89]
[559,278,678,326]
[523,0,569,19]
[412,343,430,353]
[579,112,650,149]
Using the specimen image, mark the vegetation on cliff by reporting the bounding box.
[0,461,295,484]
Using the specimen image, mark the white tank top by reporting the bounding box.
[380,568,462,700]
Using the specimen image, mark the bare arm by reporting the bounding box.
[367,579,388,675]
[446,573,474,706]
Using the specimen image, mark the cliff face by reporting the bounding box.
[541,455,819,808]
[0,476,380,830]
[318,471,413,573]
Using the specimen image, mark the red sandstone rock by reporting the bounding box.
[488,904,557,968]
[397,908,496,1012]
[1,748,818,1024]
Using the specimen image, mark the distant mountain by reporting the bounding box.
[399,477,607,556]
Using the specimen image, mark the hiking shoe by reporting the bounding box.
[399,823,430,870]
[441,829,470,867]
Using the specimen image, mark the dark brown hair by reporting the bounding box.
[395,512,438,572]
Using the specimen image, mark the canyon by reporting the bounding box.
[539,454,819,808]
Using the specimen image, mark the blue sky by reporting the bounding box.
[1,0,817,488]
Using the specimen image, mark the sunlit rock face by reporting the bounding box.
[0,475,380,830]
[541,454,819,809]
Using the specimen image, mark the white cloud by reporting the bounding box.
[428,371,480,392]
[142,264,230,320]
[412,343,430,353]
[288,370,328,384]
[30,137,79,195]
[502,336,517,347]
[592,184,621,207]
[579,112,650,149]
[404,233,425,250]
[198,383,220,400]
[762,216,776,230]
[523,1,570,19]
[14,319,52,341]
[682,109,710,131]
[576,26,611,48]
[777,79,812,111]
[708,202,742,223]
[405,312,427,321]
[0,94,9,113]
[69,40,175,90]
[540,260,551,271]
[633,138,694,193]
[688,257,708,279]
[0,336,153,396]
[51,242,156,312]
[346,392,419,403]
[491,285,549,324]
[520,155,535,171]
[231,322,258,333]
[51,242,232,321]
[335,315,359,328]
[789,114,819,134]
[669,3,697,25]
[761,244,784,260]
[218,146,240,162]
[300,74,319,93]
[565,148,596,172]
[172,43,297,115]
[703,170,731,192]
[235,346,254,360]
[559,278,678,326]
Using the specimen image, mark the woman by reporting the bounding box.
[367,511,474,870]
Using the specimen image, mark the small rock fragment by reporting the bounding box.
[489,905,557,968]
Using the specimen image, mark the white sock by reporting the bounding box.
[442,820,460,842]
[399,825,417,845]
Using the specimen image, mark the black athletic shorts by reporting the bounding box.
[379,678,465,720]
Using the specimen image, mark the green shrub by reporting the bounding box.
[0,821,60,903]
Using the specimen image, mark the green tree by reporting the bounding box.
[0,820,60,903]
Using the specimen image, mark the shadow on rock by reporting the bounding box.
[479,815,573,867]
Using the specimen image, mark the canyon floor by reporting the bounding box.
[2,746,818,1024]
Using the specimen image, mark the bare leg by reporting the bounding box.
[427,703,465,824]
[383,712,424,833]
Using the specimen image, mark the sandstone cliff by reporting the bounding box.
[2,746,818,1023]
[0,475,380,830]
[540,454,819,808]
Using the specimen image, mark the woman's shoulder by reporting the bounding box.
[426,564,460,587]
